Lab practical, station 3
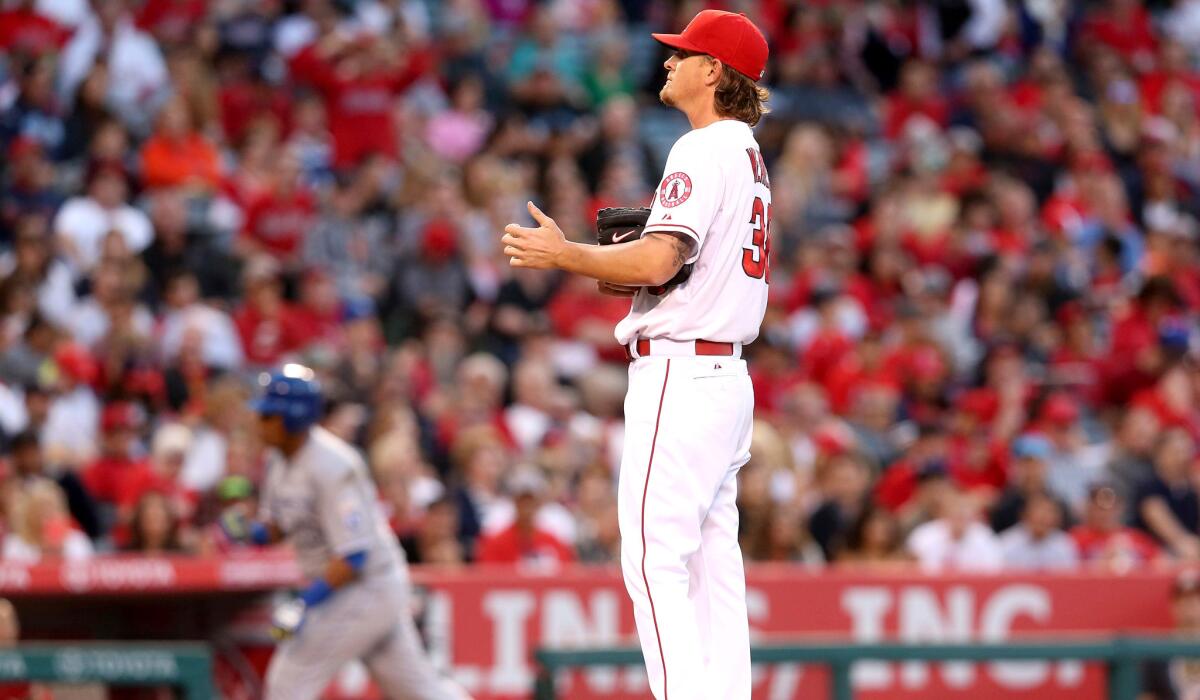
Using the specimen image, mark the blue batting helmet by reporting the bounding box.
[250,364,323,433]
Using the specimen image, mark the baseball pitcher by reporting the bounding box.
[501,10,771,699]
[223,364,469,700]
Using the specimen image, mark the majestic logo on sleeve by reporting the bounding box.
[658,172,692,208]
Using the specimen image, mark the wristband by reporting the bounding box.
[299,578,333,607]
[249,522,271,546]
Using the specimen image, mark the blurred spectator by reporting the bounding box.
[907,487,1004,572]
[1134,428,1200,560]
[138,95,221,193]
[52,165,153,278]
[1039,393,1107,515]
[41,342,100,468]
[574,465,619,564]
[9,429,100,540]
[56,0,171,135]
[1072,483,1160,569]
[991,434,1067,532]
[834,506,911,568]
[1104,405,1165,505]
[400,496,465,567]
[999,491,1080,571]
[808,452,871,560]
[0,596,50,699]
[3,479,94,562]
[125,491,189,554]
[477,466,573,567]
[179,377,252,493]
[1140,568,1200,699]
[0,215,76,334]
[233,258,306,368]
[449,425,511,557]
[287,28,429,169]
[81,401,149,520]
[236,151,316,269]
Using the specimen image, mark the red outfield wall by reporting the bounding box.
[0,554,1177,699]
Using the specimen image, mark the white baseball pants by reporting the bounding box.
[617,355,754,700]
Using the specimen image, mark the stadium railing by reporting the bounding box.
[0,642,213,699]
[533,636,1200,700]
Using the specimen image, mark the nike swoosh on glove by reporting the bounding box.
[595,207,692,293]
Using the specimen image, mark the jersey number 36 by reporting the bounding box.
[742,196,772,282]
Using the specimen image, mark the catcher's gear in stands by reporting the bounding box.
[250,363,323,433]
[595,207,692,292]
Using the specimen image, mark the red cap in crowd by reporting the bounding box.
[652,10,769,81]
[101,402,144,434]
[53,343,98,385]
[1041,393,1081,426]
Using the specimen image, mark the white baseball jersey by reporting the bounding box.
[614,119,772,346]
[259,426,403,581]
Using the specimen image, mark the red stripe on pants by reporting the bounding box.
[641,359,671,698]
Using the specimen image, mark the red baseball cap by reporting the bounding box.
[652,10,769,82]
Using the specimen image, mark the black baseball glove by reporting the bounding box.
[595,207,692,293]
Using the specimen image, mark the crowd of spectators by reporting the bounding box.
[0,0,1197,574]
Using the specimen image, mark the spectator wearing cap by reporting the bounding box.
[3,478,93,562]
[137,422,196,514]
[327,297,385,401]
[875,425,953,516]
[0,1,70,57]
[41,342,100,468]
[52,164,153,278]
[1140,569,1200,699]
[991,434,1070,532]
[999,491,1080,571]
[477,465,574,567]
[1071,483,1160,569]
[1134,428,1200,560]
[80,401,160,540]
[907,485,1004,572]
[1039,393,1107,516]
[9,430,100,540]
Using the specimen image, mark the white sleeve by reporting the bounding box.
[642,135,722,265]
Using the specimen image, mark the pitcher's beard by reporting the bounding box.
[659,86,675,107]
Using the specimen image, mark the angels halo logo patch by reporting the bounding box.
[659,172,692,208]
